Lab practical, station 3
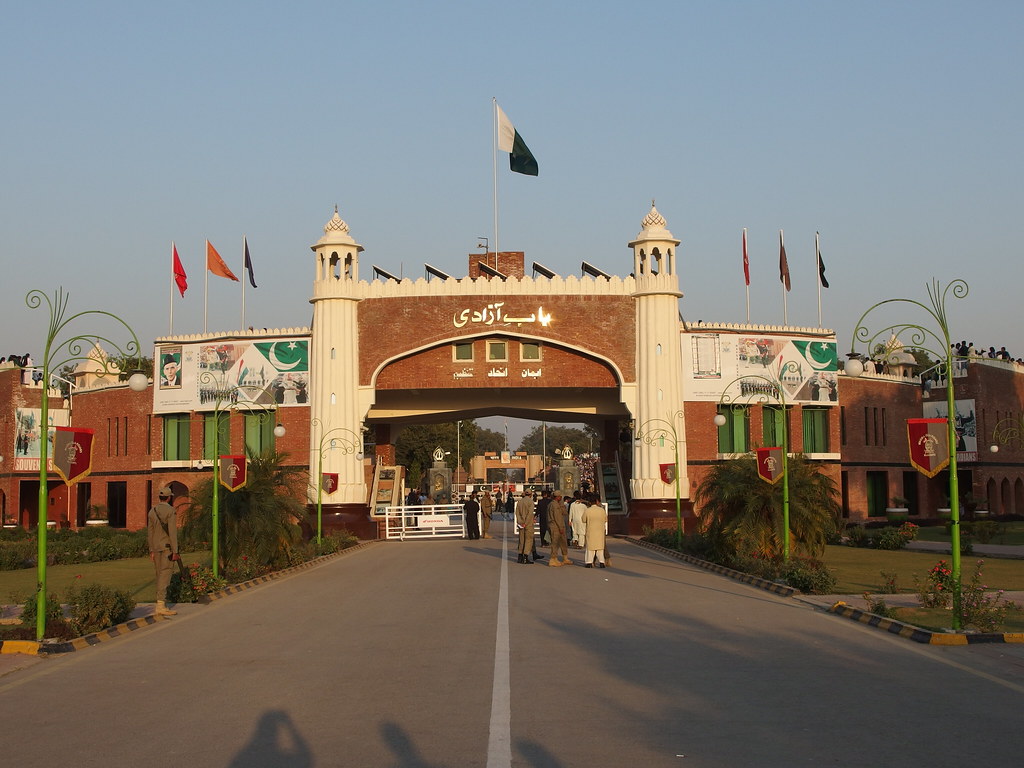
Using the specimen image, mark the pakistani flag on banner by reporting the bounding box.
[496,104,539,176]
[254,341,309,372]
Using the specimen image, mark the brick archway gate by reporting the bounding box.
[308,205,692,538]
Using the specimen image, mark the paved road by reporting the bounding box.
[1,521,1022,767]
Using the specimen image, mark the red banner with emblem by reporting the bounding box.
[321,472,338,494]
[219,455,247,492]
[52,427,95,485]
[659,463,677,485]
[907,418,949,477]
[756,447,784,485]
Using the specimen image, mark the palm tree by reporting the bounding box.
[694,455,840,559]
[183,449,310,571]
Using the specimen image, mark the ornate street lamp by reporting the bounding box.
[198,371,284,577]
[634,411,684,548]
[26,288,148,640]
[845,278,967,629]
[310,418,363,544]
[713,363,800,562]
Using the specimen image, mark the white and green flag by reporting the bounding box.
[496,104,539,176]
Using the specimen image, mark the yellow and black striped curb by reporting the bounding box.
[621,536,796,597]
[828,601,1024,645]
[1,540,379,655]
[1,614,170,656]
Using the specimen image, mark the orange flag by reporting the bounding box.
[206,240,239,281]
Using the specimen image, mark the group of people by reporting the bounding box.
[463,488,609,568]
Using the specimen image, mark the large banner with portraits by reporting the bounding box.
[153,336,310,413]
[681,332,839,404]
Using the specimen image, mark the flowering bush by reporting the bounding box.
[917,559,955,608]
[223,554,271,584]
[167,563,226,603]
[958,561,1021,632]
[879,570,900,594]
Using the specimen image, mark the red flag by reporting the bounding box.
[907,418,949,477]
[742,228,750,286]
[322,473,339,493]
[659,463,677,485]
[207,240,240,281]
[53,427,95,485]
[172,243,188,297]
[779,230,791,291]
[220,455,247,492]
[756,447,785,484]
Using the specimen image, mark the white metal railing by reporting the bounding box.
[384,504,467,540]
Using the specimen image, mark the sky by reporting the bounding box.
[2,1,1022,447]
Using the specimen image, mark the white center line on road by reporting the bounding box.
[486,520,512,768]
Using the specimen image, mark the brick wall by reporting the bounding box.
[358,293,636,386]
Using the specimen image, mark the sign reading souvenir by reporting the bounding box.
[756,447,784,485]
[321,472,339,494]
[907,418,949,477]
[659,463,677,484]
[922,398,978,463]
[52,427,95,485]
[219,455,247,492]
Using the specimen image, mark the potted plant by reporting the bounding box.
[886,496,909,523]
[85,504,109,526]
[963,493,989,520]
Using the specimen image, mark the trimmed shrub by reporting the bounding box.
[780,556,838,594]
[65,583,135,635]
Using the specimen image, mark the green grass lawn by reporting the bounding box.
[821,545,1024,632]
[913,520,1024,546]
[0,551,209,606]
[822,545,1024,594]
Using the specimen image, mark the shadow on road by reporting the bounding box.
[380,721,446,768]
[227,709,313,768]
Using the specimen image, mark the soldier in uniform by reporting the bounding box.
[547,491,572,567]
[480,490,494,539]
[514,492,536,564]
[148,485,180,616]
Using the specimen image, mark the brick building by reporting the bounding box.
[5,204,1024,539]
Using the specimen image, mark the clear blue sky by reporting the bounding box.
[2,1,1021,404]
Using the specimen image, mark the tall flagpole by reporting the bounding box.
[204,239,209,333]
[492,97,499,274]
[742,228,750,324]
[241,234,247,330]
[169,242,175,335]
[781,229,789,326]
[816,231,822,327]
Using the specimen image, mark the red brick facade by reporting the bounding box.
[358,292,636,387]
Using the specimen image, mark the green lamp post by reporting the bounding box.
[845,278,967,629]
[310,418,363,544]
[633,411,685,548]
[713,363,801,562]
[26,288,149,640]
[198,371,284,578]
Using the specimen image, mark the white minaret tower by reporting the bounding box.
[629,202,688,505]
[309,207,365,505]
